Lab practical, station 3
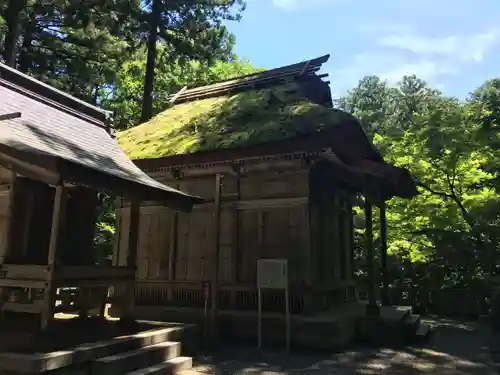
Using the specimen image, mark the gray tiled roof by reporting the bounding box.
[0,71,202,209]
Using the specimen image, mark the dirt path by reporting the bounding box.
[179,317,497,374]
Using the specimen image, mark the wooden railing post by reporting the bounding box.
[122,199,140,322]
[41,184,67,330]
[0,172,17,311]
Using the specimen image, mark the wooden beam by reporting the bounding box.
[41,184,67,329]
[380,203,390,306]
[58,266,135,280]
[168,86,188,104]
[210,174,223,344]
[147,158,308,181]
[0,112,21,121]
[0,151,59,186]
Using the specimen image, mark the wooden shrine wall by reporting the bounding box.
[115,162,311,286]
[309,163,355,286]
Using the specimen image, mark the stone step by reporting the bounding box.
[0,326,188,374]
[124,356,192,375]
[416,323,431,340]
[404,313,421,326]
[403,314,421,335]
[91,341,181,375]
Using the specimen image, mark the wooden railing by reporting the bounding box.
[110,279,357,314]
[0,264,134,314]
[357,286,492,316]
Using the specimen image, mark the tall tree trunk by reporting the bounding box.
[140,0,160,122]
[3,0,27,67]
[18,15,36,73]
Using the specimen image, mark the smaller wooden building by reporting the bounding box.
[0,63,201,329]
[114,53,418,337]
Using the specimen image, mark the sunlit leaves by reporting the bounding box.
[338,73,500,288]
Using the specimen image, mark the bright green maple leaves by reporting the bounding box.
[338,75,500,287]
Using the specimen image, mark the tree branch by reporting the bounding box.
[417,181,454,200]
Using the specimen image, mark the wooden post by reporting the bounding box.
[0,173,17,311]
[0,172,16,264]
[166,182,179,305]
[343,208,352,283]
[41,184,67,330]
[332,194,341,283]
[230,170,240,309]
[364,198,379,315]
[123,199,140,322]
[210,174,223,344]
[380,202,390,306]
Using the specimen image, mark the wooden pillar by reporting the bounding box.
[331,195,341,283]
[344,207,352,283]
[380,202,390,306]
[364,198,379,315]
[210,174,223,343]
[41,184,67,330]
[167,182,180,285]
[0,172,16,264]
[0,173,17,310]
[230,169,241,308]
[122,199,140,322]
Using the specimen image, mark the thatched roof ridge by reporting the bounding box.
[116,54,367,161]
[169,54,330,104]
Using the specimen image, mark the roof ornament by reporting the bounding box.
[169,86,188,105]
[299,59,312,77]
[0,112,21,121]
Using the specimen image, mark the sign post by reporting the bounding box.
[257,258,290,352]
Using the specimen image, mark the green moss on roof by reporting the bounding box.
[117,82,354,160]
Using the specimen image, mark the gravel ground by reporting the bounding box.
[179,317,497,375]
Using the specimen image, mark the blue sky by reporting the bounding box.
[226,0,500,100]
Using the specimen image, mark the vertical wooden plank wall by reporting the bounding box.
[127,165,311,284]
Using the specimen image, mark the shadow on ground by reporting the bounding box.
[180,317,496,375]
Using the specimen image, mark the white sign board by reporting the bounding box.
[256,258,290,352]
[257,259,288,289]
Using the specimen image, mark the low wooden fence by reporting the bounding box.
[358,286,493,316]
[59,284,494,318]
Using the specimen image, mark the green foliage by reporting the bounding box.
[94,193,116,266]
[0,0,247,264]
[338,75,500,289]
[117,80,354,159]
[103,46,263,129]
[0,0,244,103]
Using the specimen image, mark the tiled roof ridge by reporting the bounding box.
[168,54,331,105]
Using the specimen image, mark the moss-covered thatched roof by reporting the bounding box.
[117,81,356,160]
